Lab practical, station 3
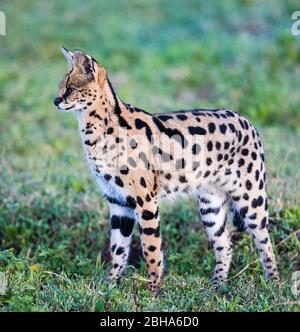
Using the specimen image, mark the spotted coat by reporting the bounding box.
[54,48,279,294]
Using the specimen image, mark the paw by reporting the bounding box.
[210,274,226,285]
[105,272,121,285]
[266,270,280,283]
[148,282,161,295]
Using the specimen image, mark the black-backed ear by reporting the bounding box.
[73,50,95,80]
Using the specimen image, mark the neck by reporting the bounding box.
[77,77,129,148]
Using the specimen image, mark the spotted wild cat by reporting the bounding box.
[54,47,279,294]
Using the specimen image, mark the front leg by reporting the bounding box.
[138,200,163,294]
[108,204,135,283]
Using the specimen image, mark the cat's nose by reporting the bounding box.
[54,96,63,106]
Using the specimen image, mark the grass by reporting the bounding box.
[0,0,299,311]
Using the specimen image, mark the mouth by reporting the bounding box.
[55,105,64,112]
[65,104,75,110]
[55,104,75,112]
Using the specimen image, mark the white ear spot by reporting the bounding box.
[61,46,74,69]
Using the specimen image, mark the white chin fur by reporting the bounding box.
[57,103,83,112]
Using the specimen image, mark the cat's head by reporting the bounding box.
[54,47,106,112]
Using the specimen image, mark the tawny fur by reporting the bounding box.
[54,48,279,293]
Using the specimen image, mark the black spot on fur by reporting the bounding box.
[157,115,173,121]
[228,123,236,132]
[248,212,257,220]
[179,175,188,183]
[165,173,171,180]
[207,141,213,152]
[203,221,215,227]
[104,174,112,181]
[260,237,268,244]
[111,215,135,237]
[248,223,257,229]
[206,158,212,166]
[142,209,158,220]
[219,124,227,134]
[261,217,267,229]
[120,166,129,175]
[176,114,188,121]
[243,135,249,145]
[200,207,220,215]
[148,245,156,252]
[204,170,210,178]
[107,127,114,135]
[84,139,97,146]
[240,206,248,218]
[238,158,245,167]
[247,162,253,173]
[143,226,160,237]
[126,196,136,209]
[188,126,207,135]
[136,196,144,207]
[224,141,230,150]
[251,196,264,208]
[153,117,188,148]
[116,247,125,255]
[135,118,153,143]
[115,176,124,187]
[140,177,147,188]
[243,193,249,200]
[245,179,252,190]
[241,148,249,156]
[208,122,216,133]
[192,143,201,154]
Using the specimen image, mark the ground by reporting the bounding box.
[0,0,299,311]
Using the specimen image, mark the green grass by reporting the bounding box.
[0,0,299,311]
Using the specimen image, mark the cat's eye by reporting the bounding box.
[64,86,74,98]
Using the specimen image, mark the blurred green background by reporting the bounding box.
[0,0,299,311]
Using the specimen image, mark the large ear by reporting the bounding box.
[61,46,74,69]
[73,50,95,80]
[97,65,107,88]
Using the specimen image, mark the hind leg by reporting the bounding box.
[231,193,279,280]
[198,187,232,283]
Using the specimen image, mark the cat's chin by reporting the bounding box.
[56,107,71,112]
[56,104,79,112]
